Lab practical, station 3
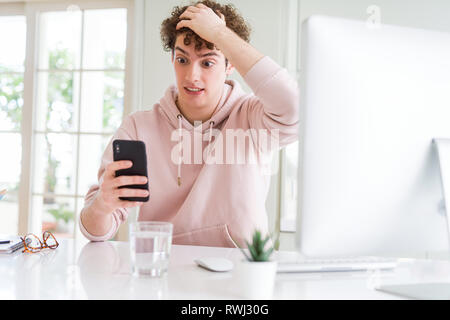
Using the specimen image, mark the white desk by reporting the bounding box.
[1,239,450,299]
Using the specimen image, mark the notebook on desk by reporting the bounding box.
[0,236,25,254]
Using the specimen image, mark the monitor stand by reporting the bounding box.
[377,282,450,299]
[375,141,450,300]
[433,138,450,237]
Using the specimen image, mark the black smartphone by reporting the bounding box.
[112,139,149,202]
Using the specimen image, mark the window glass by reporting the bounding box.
[32,8,128,237]
[0,15,26,235]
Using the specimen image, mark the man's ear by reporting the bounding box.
[171,50,174,63]
[225,61,235,77]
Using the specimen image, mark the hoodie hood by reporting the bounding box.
[158,79,248,132]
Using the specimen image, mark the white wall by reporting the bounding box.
[300,0,450,33]
[297,0,450,70]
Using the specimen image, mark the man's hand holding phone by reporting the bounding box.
[81,140,149,237]
[94,160,149,213]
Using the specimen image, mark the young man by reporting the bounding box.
[79,1,299,247]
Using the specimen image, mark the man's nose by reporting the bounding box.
[185,64,201,83]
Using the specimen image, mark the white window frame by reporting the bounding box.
[4,0,136,236]
[277,0,301,234]
[0,3,27,235]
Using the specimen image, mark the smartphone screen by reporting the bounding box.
[112,139,149,202]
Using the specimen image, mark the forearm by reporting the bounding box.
[214,25,264,77]
[80,198,114,238]
[243,56,300,147]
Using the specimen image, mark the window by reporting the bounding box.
[32,8,128,239]
[0,1,133,239]
[0,14,26,235]
[278,0,300,234]
[279,142,298,232]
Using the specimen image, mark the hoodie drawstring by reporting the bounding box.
[208,121,215,144]
[204,120,215,160]
[177,114,183,186]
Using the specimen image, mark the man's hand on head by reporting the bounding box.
[175,2,263,79]
[176,3,226,44]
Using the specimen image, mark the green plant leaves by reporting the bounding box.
[245,229,274,262]
[231,229,275,262]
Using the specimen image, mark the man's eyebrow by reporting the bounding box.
[175,46,190,56]
[201,52,220,58]
[174,46,220,58]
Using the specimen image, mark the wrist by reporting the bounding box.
[91,195,114,217]
[213,24,232,49]
[80,202,114,238]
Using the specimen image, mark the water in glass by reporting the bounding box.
[130,229,172,277]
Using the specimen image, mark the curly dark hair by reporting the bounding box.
[160,0,251,53]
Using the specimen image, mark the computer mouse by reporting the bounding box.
[194,257,234,272]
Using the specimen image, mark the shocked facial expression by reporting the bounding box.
[172,34,234,114]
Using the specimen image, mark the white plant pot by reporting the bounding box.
[233,260,278,299]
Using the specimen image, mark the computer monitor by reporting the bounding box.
[296,15,450,258]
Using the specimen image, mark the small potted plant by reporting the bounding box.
[233,230,278,299]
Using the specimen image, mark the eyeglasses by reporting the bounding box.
[21,231,59,253]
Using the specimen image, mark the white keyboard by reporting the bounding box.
[276,256,398,273]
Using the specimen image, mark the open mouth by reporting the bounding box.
[184,87,205,95]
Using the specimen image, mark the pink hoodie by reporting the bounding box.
[79,56,299,247]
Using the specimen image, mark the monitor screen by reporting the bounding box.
[297,15,450,258]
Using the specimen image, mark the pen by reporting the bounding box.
[0,240,11,244]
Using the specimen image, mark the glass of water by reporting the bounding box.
[129,221,173,278]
